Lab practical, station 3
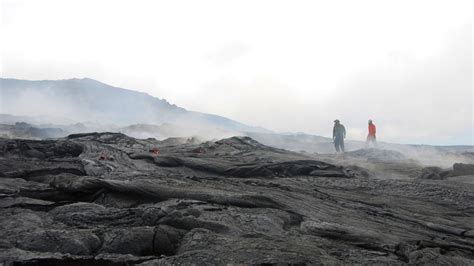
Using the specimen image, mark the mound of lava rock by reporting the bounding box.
[1,133,473,264]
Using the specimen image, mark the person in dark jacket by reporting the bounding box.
[333,119,346,152]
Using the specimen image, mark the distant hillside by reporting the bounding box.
[0,78,269,133]
[0,122,65,139]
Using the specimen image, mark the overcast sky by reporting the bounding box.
[1,0,472,145]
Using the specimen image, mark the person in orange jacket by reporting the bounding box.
[366,119,377,147]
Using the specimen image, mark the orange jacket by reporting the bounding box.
[368,124,376,136]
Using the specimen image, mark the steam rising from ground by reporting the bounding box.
[118,123,239,142]
[1,114,471,170]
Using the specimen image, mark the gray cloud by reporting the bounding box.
[205,41,252,65]
[1,1,472,145]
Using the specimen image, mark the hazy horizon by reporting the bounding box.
[1,0,473,145]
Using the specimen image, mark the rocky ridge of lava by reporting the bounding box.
[0,132,473,265]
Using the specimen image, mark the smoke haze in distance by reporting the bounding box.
[1,0,472,145]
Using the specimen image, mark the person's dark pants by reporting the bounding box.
[334,137,345,152]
